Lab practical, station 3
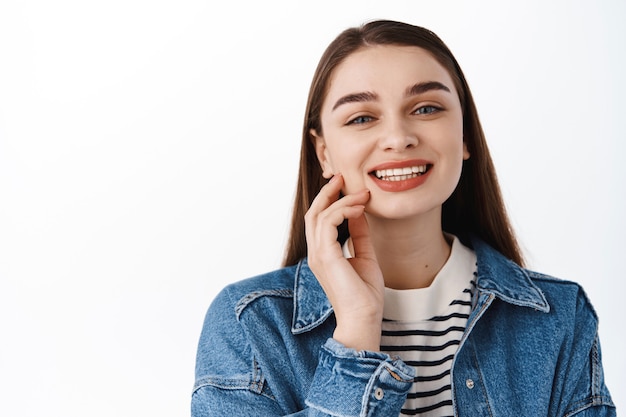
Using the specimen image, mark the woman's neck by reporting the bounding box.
[363,212,451,290]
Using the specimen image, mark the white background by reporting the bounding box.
[1,1,624,415]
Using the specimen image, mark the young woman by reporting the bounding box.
[192,20,615,416]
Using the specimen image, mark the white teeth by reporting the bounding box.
[374,165,428,180]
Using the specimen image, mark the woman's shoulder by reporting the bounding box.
[208,262,302,320]
[471,238,599,323]
[525,269,599,323]
[526,269,593,300]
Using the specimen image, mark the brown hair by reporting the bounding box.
[283,20,524,267]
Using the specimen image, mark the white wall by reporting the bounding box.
[0,1,623,415]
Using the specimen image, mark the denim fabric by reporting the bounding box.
[192,239,615,416]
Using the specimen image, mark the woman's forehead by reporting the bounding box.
[323,45,457,106]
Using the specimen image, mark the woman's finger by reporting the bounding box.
[306,174,344,220]
[306,176,369,239]
[313,204,365,249]
[348,214,377,261]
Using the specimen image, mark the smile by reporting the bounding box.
[372,165,430,181]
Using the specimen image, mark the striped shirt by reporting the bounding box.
[380,237,477,417]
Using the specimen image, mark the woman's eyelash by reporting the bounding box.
[414,105,441,115]
[347,106,441,125]
[346,115,374,125]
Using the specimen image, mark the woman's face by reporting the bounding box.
[312,45,469,221]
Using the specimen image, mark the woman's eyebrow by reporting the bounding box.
[332,91,378,111]
[332,82,450,111]
[405,81,451,97]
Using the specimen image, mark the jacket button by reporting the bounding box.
[465,379,475,389]
[374,387,384,400]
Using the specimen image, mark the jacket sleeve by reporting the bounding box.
[305,338,415,416]
[561,289,615,417]
[191,287,415,417]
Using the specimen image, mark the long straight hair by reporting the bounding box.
[283,20,524,267]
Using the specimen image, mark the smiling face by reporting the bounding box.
[311,45,470,221]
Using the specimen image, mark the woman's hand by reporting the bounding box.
[305,174,384,352]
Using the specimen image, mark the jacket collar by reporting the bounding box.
[290,237,549,334]
[471,238,549,312]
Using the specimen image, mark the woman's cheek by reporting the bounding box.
[340,174,366,196]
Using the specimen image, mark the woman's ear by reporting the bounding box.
[462,140,470,160]
[310,128,335,179]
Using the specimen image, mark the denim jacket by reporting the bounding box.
[192,239,615,416]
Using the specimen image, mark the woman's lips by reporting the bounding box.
[372,164,429,180]
[368,160,433,192]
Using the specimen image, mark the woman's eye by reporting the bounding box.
[347,115,373,125]
[414,105,440,115]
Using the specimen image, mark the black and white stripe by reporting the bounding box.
[381,283,475,417]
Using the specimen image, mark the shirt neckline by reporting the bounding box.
[381,237,476,322]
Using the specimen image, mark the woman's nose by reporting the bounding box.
[378,118,418,152]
